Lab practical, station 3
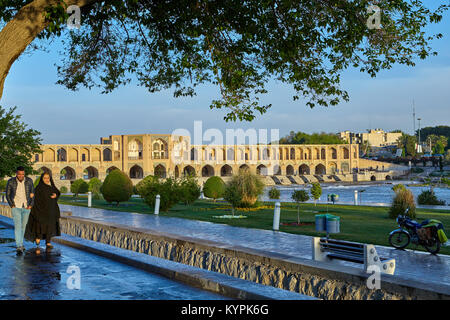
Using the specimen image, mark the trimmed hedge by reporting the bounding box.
[203,176,225,202]
[101,169,133,205]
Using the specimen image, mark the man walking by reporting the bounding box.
[5,166,35,255]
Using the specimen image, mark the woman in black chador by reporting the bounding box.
[25,172,61,252]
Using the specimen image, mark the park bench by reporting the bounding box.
[312,237,396,275]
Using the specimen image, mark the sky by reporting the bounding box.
[1,7,450,145]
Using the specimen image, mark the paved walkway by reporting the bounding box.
[0,224,226,300]
[59,204,450,291]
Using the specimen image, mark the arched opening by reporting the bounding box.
[106,166,119,174]
[174,166,180,178]
[330,148,337,160]
[328,163,337,174]
[321,148,326,160]
[220,165,232,177]
[83,166,98,179]
[286,165,294,175]
[103,148,112,161]
[190,148,198,161]
[239,164,250,172]
[68,148,78,162]
[273,165,281,175]
[154,165,166,178]
[256,164,268,176]
[343,147,350,159]
[315,164,326,175]
[371,175,377,181]
[129,165,144,179]
[385,175,392,180]
[299,164,310,175]
[152,139,168,159]
[290,148,295,160]
[43,149,55,162]
[60,166,76,181]
[128,139,143,160]
[183,165,196,176]
[201,165,214,177]
[57,148,67,162]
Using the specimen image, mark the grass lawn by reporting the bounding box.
[58,195,450,255]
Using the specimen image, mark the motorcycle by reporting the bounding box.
[389,210,442,254]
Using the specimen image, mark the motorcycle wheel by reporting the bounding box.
[424,238,441,255]
[389,230,410,249]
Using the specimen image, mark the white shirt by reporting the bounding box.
[13,177,27,208]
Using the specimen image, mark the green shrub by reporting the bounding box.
[136,175,180,212]
[229,169,265,207]
[71,179,89,197]
[60,186,68,193]
[291,190,309,224]
[268,187,280,200]
[178,175,201,206]
[101,169,133,205]
[310,182,322,205]
[392,184,406,194]
[417,189,446,205]
[223,182,243,217]
[203,176,225,202]
[389,189,416,219]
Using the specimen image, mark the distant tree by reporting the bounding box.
[310,183,322,206]
[397,134,417,157]
[268,187,280,200]
[291,190,309,224]
[279,131,345,145]
[0,106,42,178]
[392,184,407,194]
[178,175,201,206]
[101,170,133,206]
[203,176,225,202]
[223,183,243,217]
[88,177,103,199]
[71,179,89,198]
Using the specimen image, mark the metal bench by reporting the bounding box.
[312,237,396,275]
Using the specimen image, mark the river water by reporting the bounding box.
[262,181,450,209]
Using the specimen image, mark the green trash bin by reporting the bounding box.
[326,216,340,234]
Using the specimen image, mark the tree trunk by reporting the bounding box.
[297,205,300,224]
[0,0,98,100]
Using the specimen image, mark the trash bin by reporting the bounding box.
[315,214,326,232]
[326,216,340,234]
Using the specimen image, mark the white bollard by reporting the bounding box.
[273,202,281,231]
[88,191,92,207]
[354,190,358,206]
[154,194,160,215]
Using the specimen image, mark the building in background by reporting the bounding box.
[339,129,402,148]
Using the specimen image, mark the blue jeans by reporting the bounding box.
[11,207,30,248]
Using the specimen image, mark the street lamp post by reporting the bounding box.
[417,118,421,153]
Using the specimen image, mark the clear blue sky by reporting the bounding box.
[2,9,450,145]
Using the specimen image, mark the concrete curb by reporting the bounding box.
[0,215,315,300]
